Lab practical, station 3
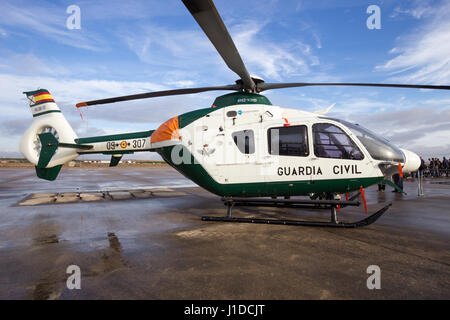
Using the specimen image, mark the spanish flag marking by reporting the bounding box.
[33,91,54,104]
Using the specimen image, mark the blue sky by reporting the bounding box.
[1,0,450,159]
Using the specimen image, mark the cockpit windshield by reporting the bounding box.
[324,118,404,162]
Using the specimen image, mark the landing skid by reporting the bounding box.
[201,197,391,228]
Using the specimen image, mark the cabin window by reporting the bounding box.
[232,130,255,154]
[268,125,309,157]
[312,123,364,160]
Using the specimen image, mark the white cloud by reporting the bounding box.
[0,1,105,51]
[0,72,222,129]
[122,24,221,67]
[0,73,166,105]
[120,23,232,86]
[77,0,178,21]
[122,17,321,84]
[377,2,450,84]
[0,72,214,156]
[341,104,450,158]
[231,21,320,81]
[0,53,71,77]
[390,0,436,20]
[165,80,197,88]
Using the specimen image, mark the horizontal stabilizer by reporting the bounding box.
[36,133,93,169]
[381,179,406,195]
[35,165,62,181]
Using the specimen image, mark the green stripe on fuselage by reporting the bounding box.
[178,108,213,129]
[157,145,383,197]
[177,93,272,129]
[32,110,61,117]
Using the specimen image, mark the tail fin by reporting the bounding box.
[19,89,79,180]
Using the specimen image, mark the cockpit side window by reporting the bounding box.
[312,123,364,160]
[327,118,404,162]
[232,130,255,154]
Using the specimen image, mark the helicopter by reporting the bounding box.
[19,0,450,228]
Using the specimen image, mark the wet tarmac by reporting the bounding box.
[0,167,449,299]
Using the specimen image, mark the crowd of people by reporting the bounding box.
[417,156,450,177]
[378,156,448,194]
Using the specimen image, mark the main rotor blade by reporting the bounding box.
[258,82,450,91]
[76,84,239,108]
[182,0,255,91]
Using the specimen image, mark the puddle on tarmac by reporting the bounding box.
[17,187,190,206]
[31,270,64,300]
[107,232,122,253]
[90,232,129,275]
[33,281,62,300]
[33,234,59,245]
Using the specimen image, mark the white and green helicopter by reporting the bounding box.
[19,0,450,227]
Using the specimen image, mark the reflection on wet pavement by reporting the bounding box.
[33,234,59,245]
[17,188,191,206]
[0,167,449,299]
[107,232,122,253]
[32,271,63,300]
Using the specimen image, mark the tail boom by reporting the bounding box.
[20,88,168,180]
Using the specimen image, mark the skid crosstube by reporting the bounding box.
[201,197,391,228]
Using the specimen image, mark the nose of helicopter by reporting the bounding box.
[400,148,421,173]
